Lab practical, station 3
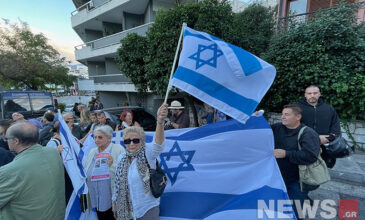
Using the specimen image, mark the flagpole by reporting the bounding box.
[163,22,187,104]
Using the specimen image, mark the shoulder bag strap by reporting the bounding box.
[53,138,61,146]
[144,151,159,171]
[297,126,307,151]
[297,126,306,191]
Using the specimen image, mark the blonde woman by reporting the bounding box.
[113,103,168,220]
[80,110,92,137]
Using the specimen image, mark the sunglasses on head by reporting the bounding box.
[124,138,141,144]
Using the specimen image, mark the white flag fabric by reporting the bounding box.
[170,27,276,124]
[150,116,293,219]
[58,112,89,220]
[81,133,97,167]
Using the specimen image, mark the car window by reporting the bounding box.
[30,93,53,111]
[3,94,31,112]
[132,109,156,131]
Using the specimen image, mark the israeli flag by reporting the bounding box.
[82,117,295,219]
[58,112,89,220]
[81,133,97,167]
[145,116,295,219]
[170,27,276,124]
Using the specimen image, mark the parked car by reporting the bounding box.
[0,91,54,120]
[98,106,156,131]
[64,104,74,112]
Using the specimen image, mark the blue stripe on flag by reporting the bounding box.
[173,66,258,115]
[164,116,270,141]
[67,195,81,220]
[228,44,263,76]
[184,29,210,41]
[160,185,292,219]
[67,184,85,220]
[78,149,84,163]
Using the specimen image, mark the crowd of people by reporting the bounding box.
[0,86,341,220]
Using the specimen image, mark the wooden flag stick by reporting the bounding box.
[163,22,187,104]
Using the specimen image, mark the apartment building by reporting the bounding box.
[278,0,364,20]
[71,0,196,112]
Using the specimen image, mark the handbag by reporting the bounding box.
[297,126,330,189]
[145,156,167,198]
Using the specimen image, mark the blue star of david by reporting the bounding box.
[159,141,195,185]
[62,146,74,162]
[189,43,223,69]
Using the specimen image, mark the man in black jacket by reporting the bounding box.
[39,113,55,146]
[298,85,341,168]
[63,112,83,140]
[272,104,320,219]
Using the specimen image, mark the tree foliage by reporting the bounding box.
[116,33,149,92]
[262,3,365,120]
[117,0,275,95]
[0,23,76,90]
[229,3,275,56]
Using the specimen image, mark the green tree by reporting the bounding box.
[0,22,75,90]
[117,1,275,96]
[144,0,234,96]
[116,33,149,92]
[263,3,365,120]
[229,3,275,57]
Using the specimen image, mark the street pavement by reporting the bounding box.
[306,150,365,219]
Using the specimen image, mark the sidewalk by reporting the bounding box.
[307,151,365,219]
[330,151,365,186]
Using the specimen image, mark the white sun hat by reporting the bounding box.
[168,100,185,109]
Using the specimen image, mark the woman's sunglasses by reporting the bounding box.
[124,138,141,144]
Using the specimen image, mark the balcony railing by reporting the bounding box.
[89,74,130,83]
[71,0,112,16]
[277,2,365,33]
[75,22,153,51]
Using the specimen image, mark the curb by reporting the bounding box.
[329,169,365,186]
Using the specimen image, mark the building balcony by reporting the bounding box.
[94,82,137,92]
[74,22,153,62]
[91,74,130,83]
[71,0,149,29]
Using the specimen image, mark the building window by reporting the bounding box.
[289,0,308,15]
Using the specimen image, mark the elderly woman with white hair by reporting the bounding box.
[85,125,125,219]
[113,103,168,220]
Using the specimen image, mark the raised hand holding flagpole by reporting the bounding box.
[163,22,187,104]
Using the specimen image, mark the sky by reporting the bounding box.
[0,0,83,64]
[0,0,257,65]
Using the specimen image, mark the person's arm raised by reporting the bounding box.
[155,103,168,145]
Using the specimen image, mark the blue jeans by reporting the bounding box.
[286,181,309,220]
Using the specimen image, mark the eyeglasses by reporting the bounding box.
[124,138,141,144]
[4,137,14,142]
[94,135,105,140]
